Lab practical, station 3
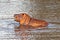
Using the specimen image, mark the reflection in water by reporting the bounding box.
[0,19,60,40]
[14,23,60,40]
[14,25,47,40]
[14,25,33,40]
[14,25,40,31]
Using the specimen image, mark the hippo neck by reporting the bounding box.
[24,17,31,25]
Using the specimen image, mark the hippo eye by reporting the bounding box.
[22,14,24,15]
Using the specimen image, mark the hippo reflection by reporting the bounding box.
[14,25,33,40]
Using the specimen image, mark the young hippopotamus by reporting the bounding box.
[14,13,48,28]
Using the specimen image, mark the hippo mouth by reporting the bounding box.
[14,16,20,22]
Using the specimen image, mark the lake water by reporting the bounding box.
[0,19,60,40]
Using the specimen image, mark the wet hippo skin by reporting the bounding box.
[14,13,48,28]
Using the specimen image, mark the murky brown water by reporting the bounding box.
[0,19,60,40]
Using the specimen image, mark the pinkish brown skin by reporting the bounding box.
[14,13,48,28]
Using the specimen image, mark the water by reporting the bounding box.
[0,19,60,40]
